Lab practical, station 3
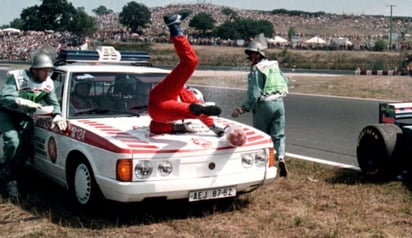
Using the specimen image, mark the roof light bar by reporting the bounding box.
[56,46,150,65]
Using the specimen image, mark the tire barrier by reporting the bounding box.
[355,69,399,76]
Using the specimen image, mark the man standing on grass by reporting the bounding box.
[232,33,289,177]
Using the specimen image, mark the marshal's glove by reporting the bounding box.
[16,98,42,113]
[51,114,67,131]
[231,107,244,118]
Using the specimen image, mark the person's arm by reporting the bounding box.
[0,75,20,110]
[232,68,263,118]
[241,69,262,112]
[41,80,67,131]
[0,74,41,113]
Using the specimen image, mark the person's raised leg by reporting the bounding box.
[148,10,221,127]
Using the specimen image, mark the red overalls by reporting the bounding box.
[148,36,214,134]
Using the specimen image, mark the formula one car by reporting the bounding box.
[356,102,412,178]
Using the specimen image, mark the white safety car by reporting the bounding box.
[23,47,277,206]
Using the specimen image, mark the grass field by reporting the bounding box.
[1,46,412,238]
[1,160,411,238]
[132,42,409,72]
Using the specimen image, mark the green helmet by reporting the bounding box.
[31,53,54,68]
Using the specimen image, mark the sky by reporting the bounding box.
[1,0,412,26]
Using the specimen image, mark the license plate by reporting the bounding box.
[189,187,236,202]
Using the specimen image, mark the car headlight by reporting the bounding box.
[135,160,153,179]
[241,150,268,168]
[158,160,173,176]
[255,150,268,167]
[241,154,254,168]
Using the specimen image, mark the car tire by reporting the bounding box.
[69,158,103,207]
[356,124,403,179]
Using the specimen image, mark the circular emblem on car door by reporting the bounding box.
[47,136,57,163]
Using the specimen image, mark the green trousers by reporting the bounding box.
[252,99,286,160]
[0,110,34,181]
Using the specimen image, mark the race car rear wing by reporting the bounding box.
[379,102,412,123]
[55,46,150,66]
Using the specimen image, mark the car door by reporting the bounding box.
[31,70,68,184]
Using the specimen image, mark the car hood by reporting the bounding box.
[67,115,272,155]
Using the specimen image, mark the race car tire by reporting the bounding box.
[356,124,403,179]
[69,158,103,207]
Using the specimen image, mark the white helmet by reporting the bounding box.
[186,86,205,102]
[245,33,268,57]
[31,53,54,68]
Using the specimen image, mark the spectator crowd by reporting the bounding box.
[1,3,411,61]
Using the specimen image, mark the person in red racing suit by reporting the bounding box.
[148,10,225,137]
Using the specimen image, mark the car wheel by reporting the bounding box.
[356,124,403,178]
[70,159,102,206]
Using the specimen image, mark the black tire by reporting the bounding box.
[69,158,103,207]
[356,124,403,178]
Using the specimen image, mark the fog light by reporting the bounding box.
[158,160,173,176]
[135,160,153,179]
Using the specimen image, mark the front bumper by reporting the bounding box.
[97,167,277,202]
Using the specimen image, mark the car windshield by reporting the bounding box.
[68,72,165,118]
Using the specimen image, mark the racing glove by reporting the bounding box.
[15,98,42,113]
[231,107,244,118]
[209,124,227,137]
[173,122,196,133]
[51,114,67,131]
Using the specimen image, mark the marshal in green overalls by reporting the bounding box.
[242,59,288,160]
[0,53,66,197]
[232,33,289,177]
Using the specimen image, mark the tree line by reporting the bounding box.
[3,0,275,40]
